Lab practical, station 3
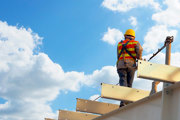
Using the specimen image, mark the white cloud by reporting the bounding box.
[0,21,64,120]
[152,0,180,27]
[102,27,124,45]
[0,21,120,120]
[143,25,177,53]
[129,16,137,27]
[89,94,100,101]
[102,0,160,12]
[88,66,119,86]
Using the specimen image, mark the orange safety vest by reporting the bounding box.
[118,39,138,60]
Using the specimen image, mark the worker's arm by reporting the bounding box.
[135,42,143,60]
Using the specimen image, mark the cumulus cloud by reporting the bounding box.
[89,94,100,101]
[88,66,119,85]
[102,27,124,45]
[143,25,177,53]
[102,0,160,12]
[0,21,64,120]
[0,21,121,120]
[129,16,137,27]
[152,0,180,27]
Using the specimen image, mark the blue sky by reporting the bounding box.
[0,0,180,120]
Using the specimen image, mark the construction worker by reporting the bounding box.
[116,29,143,107]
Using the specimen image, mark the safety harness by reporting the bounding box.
[118,40,136,61]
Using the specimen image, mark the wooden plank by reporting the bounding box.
[44,118,55,120]
[58,110,100,120]
[101,83,150,102]
[93,92,162,120]
[137,60,180,83]
[93,82,180,120]
[76,98,119,115]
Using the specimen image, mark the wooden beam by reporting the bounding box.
[58,110,100,120]
[93,92,162,120]
[45,118,55,120]
[137,60,180,83]
[76,98,119,114]
[101,83,150,102]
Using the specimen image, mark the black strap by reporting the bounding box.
[118,40,136,60]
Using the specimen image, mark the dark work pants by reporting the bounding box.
[117,67,136,106]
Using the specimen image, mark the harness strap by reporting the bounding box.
[118,40,136,61]
[118,40,130,60]
[124,47,136,60]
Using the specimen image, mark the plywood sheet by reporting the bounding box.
[45,118,55,120]
[76,98,119,114]
[58,110,100,120]
[137,60,180,83]
[101,83,150,102]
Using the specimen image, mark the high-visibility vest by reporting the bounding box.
[118,39,138,60]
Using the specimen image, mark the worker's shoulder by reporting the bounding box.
[130,40,139,44]
[131,40,139,42]
[117,40,123,45]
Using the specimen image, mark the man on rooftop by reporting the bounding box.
[116,29,143,107]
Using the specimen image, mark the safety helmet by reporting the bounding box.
[124,29,135,37]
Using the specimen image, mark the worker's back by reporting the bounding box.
[117,39,143,69]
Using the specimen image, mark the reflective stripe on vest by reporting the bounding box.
[118,40,138,60]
